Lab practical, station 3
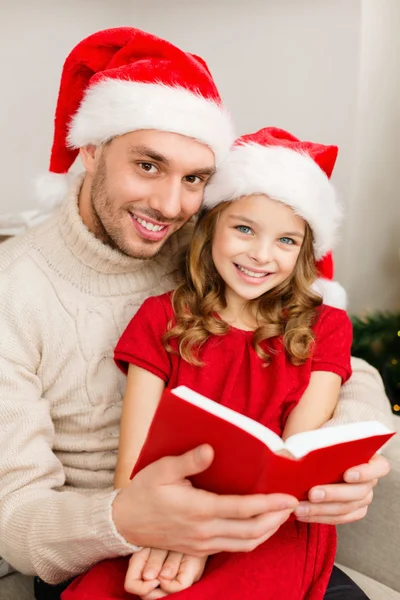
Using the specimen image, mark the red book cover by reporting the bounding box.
[131,386,394,500]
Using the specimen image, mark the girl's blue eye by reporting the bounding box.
[279,237,295,245]
[236,225,253,235]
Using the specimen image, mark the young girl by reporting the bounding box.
[63,127,352,600]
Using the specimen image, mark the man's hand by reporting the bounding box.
[294,454,390,524]
[112,444,298,555]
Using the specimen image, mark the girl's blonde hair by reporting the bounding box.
[164,201,322,366]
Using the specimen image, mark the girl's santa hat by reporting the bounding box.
[37,27,235,208]
[204,127,347,309]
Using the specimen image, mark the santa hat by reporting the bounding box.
[37,27,235,208]
[204,127,347,309]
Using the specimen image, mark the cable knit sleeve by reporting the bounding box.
[0,255,138,583]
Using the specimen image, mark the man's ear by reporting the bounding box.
[80,144,99,175]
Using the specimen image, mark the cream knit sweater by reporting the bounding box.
[0,177,394,584]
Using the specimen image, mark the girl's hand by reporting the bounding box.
[158,553,207,595]
[124,547,167,598]
[124,547,207,599]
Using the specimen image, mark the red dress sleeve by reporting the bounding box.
[114,293,174,383]
[311,306,353,383]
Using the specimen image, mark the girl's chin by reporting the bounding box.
[233,289,268,302]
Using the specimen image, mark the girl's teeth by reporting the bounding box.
[237,265,267,278]
[133,215,164,232]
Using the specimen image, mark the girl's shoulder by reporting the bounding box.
[130,292,174,330]
[313,303,352,335]
[315,303,350,318]
[139,290,175,321]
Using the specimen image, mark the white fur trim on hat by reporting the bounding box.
[34,172,72,210]
[203,143,342,259]
[67,79,235,165]
[312,278,347,309]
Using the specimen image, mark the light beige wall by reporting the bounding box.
[0,0,135,213]
[1,0,398,311]
[342,0,400,312]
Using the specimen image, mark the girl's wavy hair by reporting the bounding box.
[164,201,323,366]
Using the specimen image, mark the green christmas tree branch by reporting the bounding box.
[351,312,400,415]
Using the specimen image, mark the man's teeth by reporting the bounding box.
[236,264,268,278]
[133,214,165,232]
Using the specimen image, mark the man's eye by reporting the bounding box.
[138,163,157,173]
[279,237,295,245]
[184,175,201,184]
[236,225,253,235]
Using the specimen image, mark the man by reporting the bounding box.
[0,27,392,600]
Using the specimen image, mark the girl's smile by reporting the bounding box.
[212,194,306,307]
[234,263,275,283]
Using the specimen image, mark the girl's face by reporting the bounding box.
[211,194,306,307]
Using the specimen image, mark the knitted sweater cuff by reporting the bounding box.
[92,489,143,556]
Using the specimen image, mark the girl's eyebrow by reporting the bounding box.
[228,214,257,225]
[281,231,305,239]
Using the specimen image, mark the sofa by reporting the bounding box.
[334,415,400,599]
[1,417,399,599]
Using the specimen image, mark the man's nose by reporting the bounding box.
[148,178,183,220]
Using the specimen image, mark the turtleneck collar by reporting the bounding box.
[31,174,190,297]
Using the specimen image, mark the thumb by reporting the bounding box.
[143,445,214,485]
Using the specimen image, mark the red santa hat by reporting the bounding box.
[203,127,347,309]
[37,27,235,208]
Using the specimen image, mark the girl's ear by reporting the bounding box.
[79,144,99,175]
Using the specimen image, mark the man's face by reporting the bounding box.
[82,130,216,259]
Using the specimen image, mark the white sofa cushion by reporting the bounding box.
[338,564,400,600]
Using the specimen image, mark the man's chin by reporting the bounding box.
[119,236,171,260]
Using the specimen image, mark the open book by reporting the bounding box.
[131,386,395,500]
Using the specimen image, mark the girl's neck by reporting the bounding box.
[218,299,259,332]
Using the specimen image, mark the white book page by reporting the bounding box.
[285,421,392,459]
[172,386,285,453]
[172,388,393,460]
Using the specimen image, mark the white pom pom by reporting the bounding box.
[312,278,348,310]
[34,172,71,210]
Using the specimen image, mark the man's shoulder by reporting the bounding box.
[0,230,36,274]
[0,217,58,292]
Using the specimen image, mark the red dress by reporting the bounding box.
[63,292,352,600]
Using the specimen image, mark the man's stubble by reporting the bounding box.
[89,153,182,260]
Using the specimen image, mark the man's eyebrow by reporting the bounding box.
[190,166,216,177]
[128,144,216,176]
[128,144,170,165]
